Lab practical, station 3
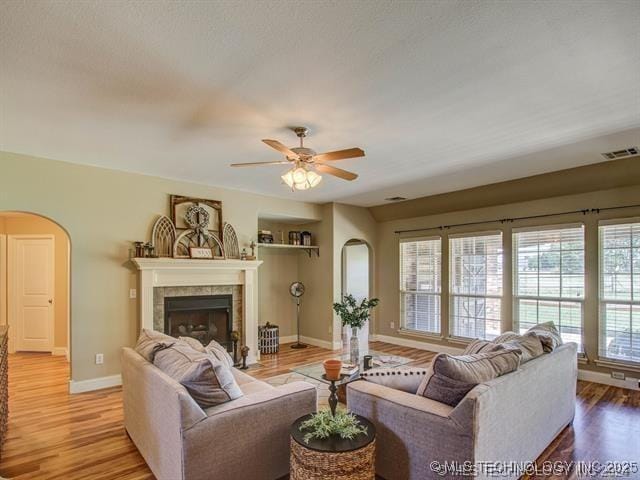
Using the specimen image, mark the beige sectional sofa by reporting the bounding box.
[121,347,317,480]
[347,342,578,480]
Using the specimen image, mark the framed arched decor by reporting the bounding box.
[170,195,223,240]
[173,230,225,259]
[151,215,176,257]
[223,223,240,259]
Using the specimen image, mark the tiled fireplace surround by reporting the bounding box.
[132,258,262,364]
[153,285,243,338]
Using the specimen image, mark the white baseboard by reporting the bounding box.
[298,336,341,350]
[69,374,122,394]
[578,369,639,390]
[371,333,465,355]
[278,335,298,344]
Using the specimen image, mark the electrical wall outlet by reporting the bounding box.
[611,371,626,380]
[390,321,395,329]
[129,288,137,299]
[95,353,104,365]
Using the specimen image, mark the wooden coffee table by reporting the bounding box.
[290,413,376,480]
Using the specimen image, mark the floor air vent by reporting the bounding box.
[601,147,638,160]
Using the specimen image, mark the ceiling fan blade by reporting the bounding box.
[230,161,291,167]
[262,139,299,158]
[313,147,365,162]
[315,164,358,181]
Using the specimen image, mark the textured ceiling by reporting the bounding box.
[1,0,639,206]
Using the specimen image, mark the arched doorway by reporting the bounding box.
[341,239,372,352]
[0,211,71,362]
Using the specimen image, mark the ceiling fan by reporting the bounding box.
[230,127,365,191]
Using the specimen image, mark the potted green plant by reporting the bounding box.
[298,410,368,444]
[332,294,379,364]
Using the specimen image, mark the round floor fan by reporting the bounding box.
[290,281,307,349]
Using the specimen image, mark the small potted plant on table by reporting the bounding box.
[332,294,379,365]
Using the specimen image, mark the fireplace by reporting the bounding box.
[164,295,233,351]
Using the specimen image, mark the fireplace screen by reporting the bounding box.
[164,295,233,351]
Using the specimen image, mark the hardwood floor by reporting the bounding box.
[0,343,638,479]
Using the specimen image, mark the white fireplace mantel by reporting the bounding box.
[131,258,263,364]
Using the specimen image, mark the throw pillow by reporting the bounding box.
[205,339,235,369]
[493,331,544,363]
[360,368,429,393]
[463,338,504,355]
[417,349,521,407]
[179,336,207,352]
[135,329,181,362]
[526,322,563,353]
[153,343,243,408]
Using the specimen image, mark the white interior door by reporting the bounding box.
[9,235,55,352]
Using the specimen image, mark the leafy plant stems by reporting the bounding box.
[332,294,379,330]
[299,410,368,444]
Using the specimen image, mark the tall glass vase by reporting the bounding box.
[350,327,360,365]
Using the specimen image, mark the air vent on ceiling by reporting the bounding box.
[601,147,638,160]
[385,196,407,202]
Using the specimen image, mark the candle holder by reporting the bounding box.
[230,330,240,367]
[240,346,250,370]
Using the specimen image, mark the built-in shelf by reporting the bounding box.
[257,243,320,257]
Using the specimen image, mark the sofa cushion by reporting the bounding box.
[463,338,504,355]
[135,329,181,362]
[360,368,429,393]
[178,336,206,352]
[493,331,544,363]
[238,380,275,396]
[417,349,521,407]
[153,343,243,408]
[179,336,235,368]
[205,339,235,369]
[526,321,563,352]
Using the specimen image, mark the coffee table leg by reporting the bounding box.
[328,380,338,416]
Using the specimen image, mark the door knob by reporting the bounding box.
[48,299,53,304]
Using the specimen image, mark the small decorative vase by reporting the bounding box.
[350,327,360,365]
[323,359,342,380]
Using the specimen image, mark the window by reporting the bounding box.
[599,221,640,364]
[513,226,585,351]
[400,238,441,334]
[450,233,502,340]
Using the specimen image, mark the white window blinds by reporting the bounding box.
[400,238,441,334]
[450,233,502,340]
[513,226,585,351]
[599,222,640,364]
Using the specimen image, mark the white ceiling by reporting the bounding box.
[1,1,639,207]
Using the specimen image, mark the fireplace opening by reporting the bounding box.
[164,295,233,351]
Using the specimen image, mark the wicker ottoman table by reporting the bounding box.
[290,413,376,480]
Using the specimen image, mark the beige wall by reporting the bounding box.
[298,204,335,344]
[257,220,305,338]
[0,151,322,382]
[0,213,70,350]
[332,203,378,344]
[374,184,640,376]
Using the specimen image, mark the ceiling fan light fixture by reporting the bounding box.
[294,180,311,190]
[234,127,362,190]
[306,170,322,187]
[281,170,295,188]
[281,165,322,191]
[292,167,308,184]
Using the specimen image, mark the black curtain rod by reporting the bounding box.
[394,204,640,235]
